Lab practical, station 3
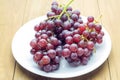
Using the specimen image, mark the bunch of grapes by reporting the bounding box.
[30,0,104,72]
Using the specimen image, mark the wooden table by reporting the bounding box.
[0,0,120,80]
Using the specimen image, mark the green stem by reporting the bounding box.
[58,0,74,19]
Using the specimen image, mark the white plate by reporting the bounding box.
[12,16,111,78]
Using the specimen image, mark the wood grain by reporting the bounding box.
[98,0,120,80]
[0,0,120,80]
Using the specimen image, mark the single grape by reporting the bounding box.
[51,4,58,13]
[82,30,89,37]
[78,24,86,33]
[87,22,95,29]
[99,31,104,36]
[73,34,81,43]
[56,47,62,57]
[47,31,53,37]
[95,24,102,32]
[33,51,43,62]
[51,64,59,71]
[35,32,41,38]
[55,27,63,34]
[30,48,36,55]
[83,48,89,56]
[54,19,62,26]
[71,14,79,21]
[74,22,80,29]
[38,39,47,48]
[67,6,72,11]
[65,36,73,44]
[78,18,83,24]
[61,14,68,21]
[87,16,94,22]
[96,39,103,44]
[72,10,80,16]
[47,20,55,30]
[52,1,58,6]
[63,44,70,49]
[81,56,89,65]
[40,55,50,65]
[39,21,46,30]
[41,30,47,34]
[30,39,38,48]
[46,43,54,50]
[50,37,59,46]
[73,29,79,35]
[62,48,71,58]
[77,48,84,57]
[43,64,52,72]
[54,56,60,63]
[90,31,97,38]
[34,25,40,32]
[69,19,74,26]
[97,34,103,40]
[69,43,78,52]
[47,49,56,59]
[71,53,78,60]
[63,30,72,38]
[56,7,63,15]
[78,40,85,48]
[63,21,71,30]
[41,34,48,40]
[47,11,55,17]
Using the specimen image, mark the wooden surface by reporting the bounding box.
[0,0,120,80]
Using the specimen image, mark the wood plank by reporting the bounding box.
[13,0,110,80]
[98,0,120,80]
[0,0,28,80]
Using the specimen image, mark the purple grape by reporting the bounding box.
[69,43,78,52]
[65,36,73,44]
[47,49,56,59]
[54,56,60,63]
[74,22,80,29]
[51,5,58,13]
[73,34,81,43]
[47,20,55,30]
[55,19,62,26]
[63,21,71,30]
[87,16,94,22]
[38,39,47,48]
[72,10,80,16]
[43,64,52,72]
[67,6,72,11]
[51,64,59,71]
[71,53,78,60]
[47,11,55,17]
[50,37,59,46]
[77,48,84,57]
[61,14,68,21]
[51,1,58,6]
[71,14,79,21]
[62,48,71,58]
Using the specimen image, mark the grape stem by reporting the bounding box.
[94,14,102,23]
[58,0,74,19]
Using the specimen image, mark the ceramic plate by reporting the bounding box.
[12,16,111,78]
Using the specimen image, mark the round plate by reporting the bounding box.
[12,16,111,78]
